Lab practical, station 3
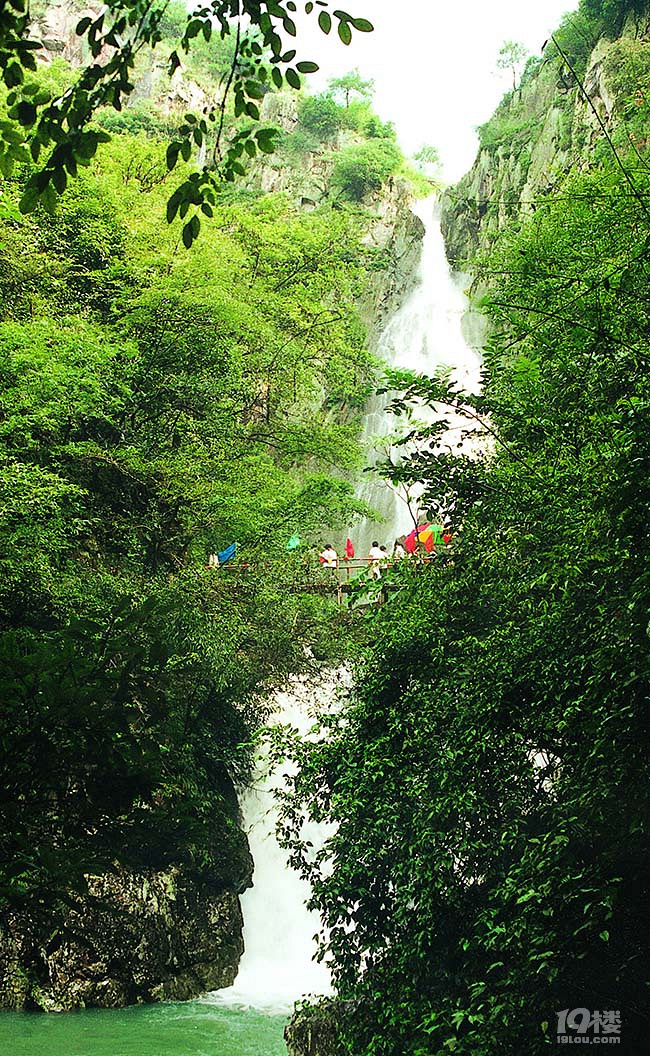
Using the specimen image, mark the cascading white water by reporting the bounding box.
[212,197,483,1016]
[210,669,348,1014]
[357,197,483,555]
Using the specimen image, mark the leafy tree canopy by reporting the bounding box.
[413,143,442,176]
[0,116,380,915]
[496,39,529,90]
[327,67,374,107]
[0,0,373,243]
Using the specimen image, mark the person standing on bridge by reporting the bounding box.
[368,541,384,579]
[319,543,339,569]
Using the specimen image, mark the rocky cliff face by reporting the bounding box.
[30,0,216,119]
[0,858,253,1011]
[257,94,425,341]
[29,0,93,64]
[356,184,424,336]
[441,7,650,264]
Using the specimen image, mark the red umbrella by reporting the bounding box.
[403,524,435,554]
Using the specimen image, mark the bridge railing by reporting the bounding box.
[207,552,450,585]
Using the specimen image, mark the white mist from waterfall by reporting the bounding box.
[357,197,483,554]
[210,198,483,1017]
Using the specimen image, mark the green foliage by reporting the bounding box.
[518,53,543,89]
[329,139,402,201]
[362,113,396,140]
[156,0,190,41]
[297,93,344,142]
[0,126,377,914]
[0,597,254,906]
[543,9,600,77]
[0,1,374,243]
[605,36,650,100]
[602,37,650,152]
[496,40,529,91]
[397,161,436,199]
[338,97,372,132]
[95,99,175,138]
[477,113,536,153]
[327,68,375,108]
[580,0,648,33]
[414,143,441,170]
[278,162,650,1053]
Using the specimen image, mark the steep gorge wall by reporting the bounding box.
[257,93,425,338]
[441,5,650,264]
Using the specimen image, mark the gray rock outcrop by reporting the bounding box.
[440,7,650,264]
[285,998,351,1056]
[0,864,250,1011]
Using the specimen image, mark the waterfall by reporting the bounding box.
[356,197,483,555]
[210,669,348,1014]
[212,197,483,1015]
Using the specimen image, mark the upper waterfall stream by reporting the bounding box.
[357,197,483,554]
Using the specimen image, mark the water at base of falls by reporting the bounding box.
[0,1002,288,1056]
[0,673,344,1056]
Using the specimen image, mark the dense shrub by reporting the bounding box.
[543,9,600,76]
[329,140,402,201]
[297,94,343,142]
[581,0,648,32]
[96,101,174,139]
[363,114,396,140]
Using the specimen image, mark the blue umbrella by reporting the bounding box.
[217,542,237,565]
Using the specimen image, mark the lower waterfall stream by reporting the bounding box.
[2,200,481,1055]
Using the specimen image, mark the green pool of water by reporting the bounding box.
[0,1001,288,1056]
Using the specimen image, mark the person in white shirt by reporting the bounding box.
[319,544,338,569]
[368,540,384,579]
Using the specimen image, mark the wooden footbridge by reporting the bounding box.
[207,554,450,606]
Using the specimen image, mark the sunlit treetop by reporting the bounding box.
[0,0,372,245]
[327,67,374,107]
